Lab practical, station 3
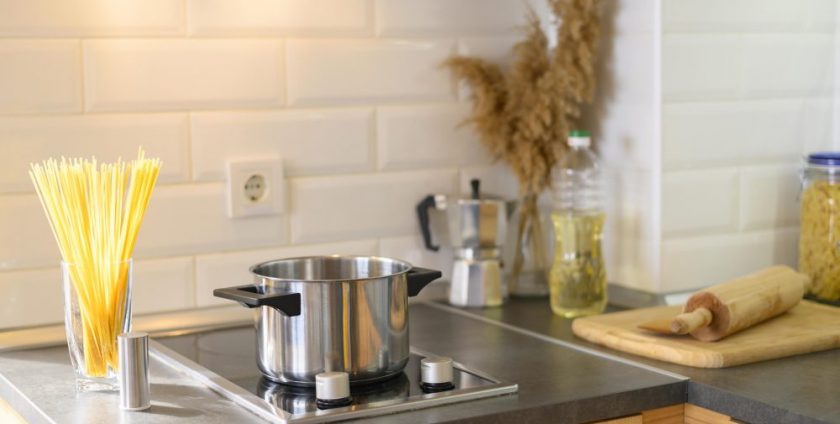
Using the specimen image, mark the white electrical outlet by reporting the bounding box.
[226,158,285,218]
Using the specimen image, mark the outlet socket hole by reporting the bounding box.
[244,174,268,203]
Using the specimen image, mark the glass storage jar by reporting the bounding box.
[799,152,840,303]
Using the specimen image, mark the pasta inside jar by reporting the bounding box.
[799,180,840,301]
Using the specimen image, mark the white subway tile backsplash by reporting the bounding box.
[379,235,452,301]
[664,0,793,33]
[0,0,184,37]
[662,35,740,101]
[0,256,194,329]
[377,103,490,171]
[0,40,81,114]
[662,98,832,169]
[0,0,829,316]
[0,268,64,328]
[660,228,798,292]
[662,169,739,236]
[0,114,190,193]
[380,235,450,274]
[289,170,457,244]
[133,256,195,314]
[195,240,377,307]
[189,0,371,36]
[285,39,454,106]
[83,40,284,112]
[741,35,833,99]
[740,164,800,231]
[456,37,518,100]
[0,184,288,270]
[135,183,288,259]
[458,164,519,200]
[0,268,62,328]
[0,194,60,270]
[0,0,675,322]
[457,37,519,69]
[191,108,374,181]
[801,0,838,32]
[663,0,835,33]
[375,0,528,36]
[662,102,744,169]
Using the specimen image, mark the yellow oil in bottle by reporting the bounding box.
[548,211,607,318]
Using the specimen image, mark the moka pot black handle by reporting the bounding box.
[416,195,440,252]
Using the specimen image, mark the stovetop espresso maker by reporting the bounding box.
[417,180,510,307]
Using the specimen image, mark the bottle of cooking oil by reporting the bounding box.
[549,130,607,318]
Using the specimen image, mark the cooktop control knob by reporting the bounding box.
[315,372,352,409]
[420,357,455,392]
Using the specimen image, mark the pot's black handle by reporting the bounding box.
[406,267,442,297]
[214,285,301,316]
[416,195,440,252]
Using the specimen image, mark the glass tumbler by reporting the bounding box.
[62,259,133,392]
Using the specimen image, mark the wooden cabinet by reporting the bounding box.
[593,403,739,424]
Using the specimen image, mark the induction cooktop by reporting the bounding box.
[152,325,517,423]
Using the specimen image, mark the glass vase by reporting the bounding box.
[62,259,133,392]
[506,193,550,297]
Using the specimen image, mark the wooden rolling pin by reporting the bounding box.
[645,266,808,342]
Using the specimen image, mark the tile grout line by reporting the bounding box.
[77,39,86,113]
[185,112,194,182]
[419,301,690,381]
[189,255,199,308]
[371,107,380,171]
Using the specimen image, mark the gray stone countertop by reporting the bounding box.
[4,296,838,423]
[0,301,686,424]
[362,302,685,423]
[454,297,840,424]
[0,343,262,424]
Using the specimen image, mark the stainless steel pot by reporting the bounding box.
[213,255,441,387]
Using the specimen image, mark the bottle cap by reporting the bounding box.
[568,130,591,148]
[118,332,151,411]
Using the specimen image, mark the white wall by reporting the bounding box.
[595,0,837,293]
[2,0,834,329]
[658,0,835,291]
[590,0,661,292]
[0,0,529,329]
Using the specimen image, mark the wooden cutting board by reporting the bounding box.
[571,300,840,368]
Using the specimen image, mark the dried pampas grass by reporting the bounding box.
[445,0,601,195]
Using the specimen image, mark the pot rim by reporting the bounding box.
[249,254,415,283]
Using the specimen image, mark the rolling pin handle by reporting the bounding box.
[671,308,713,335]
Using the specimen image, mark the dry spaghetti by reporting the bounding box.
[29,149,160,377]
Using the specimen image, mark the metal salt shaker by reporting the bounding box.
[118,332,151,411]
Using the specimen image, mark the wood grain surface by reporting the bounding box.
[680,266,806,341]
[572,300,840,368]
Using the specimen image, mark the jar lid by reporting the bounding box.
[807,152,840,166]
